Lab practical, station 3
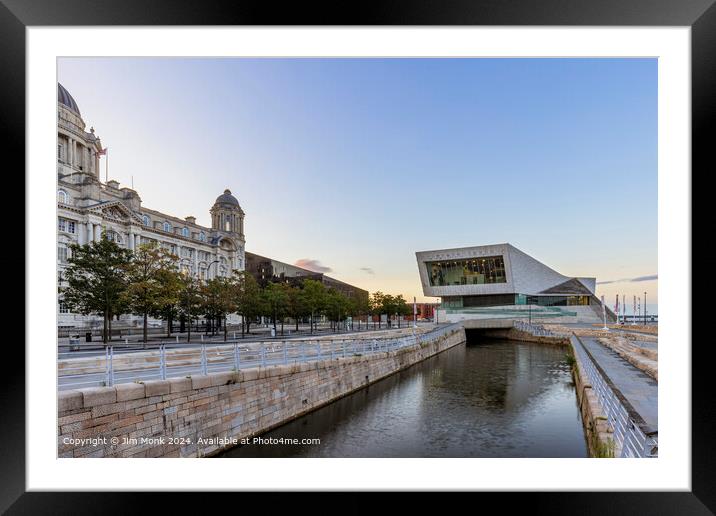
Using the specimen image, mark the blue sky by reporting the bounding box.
[59,58,657,307]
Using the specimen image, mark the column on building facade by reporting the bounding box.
[87,222,94,243]
[67,138,73,167]
[77,222,85,245]
[71,140,77,169]
[128,229,134,250]
[135,234,141,249]
[193,248,198,278]
[94,223,102,241]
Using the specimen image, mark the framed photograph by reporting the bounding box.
[4,0,707,511]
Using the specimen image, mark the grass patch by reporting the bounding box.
[565,353,577,367]
[593,437,616,458]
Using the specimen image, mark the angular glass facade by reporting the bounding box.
[443,294,593,309]
[426,256,506,286]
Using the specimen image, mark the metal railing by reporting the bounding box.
[58,323,461,391]
[571,334,658,458]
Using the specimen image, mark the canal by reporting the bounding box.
[218,336,588,458]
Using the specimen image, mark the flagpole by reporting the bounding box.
[105,148,108,183]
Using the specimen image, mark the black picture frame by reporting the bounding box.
[2,0,706,512]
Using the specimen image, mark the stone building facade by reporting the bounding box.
[57,83,246,329]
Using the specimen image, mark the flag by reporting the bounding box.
[97,147,107,156]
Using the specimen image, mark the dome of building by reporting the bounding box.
[58,83,81,115]
[214,189,240,206]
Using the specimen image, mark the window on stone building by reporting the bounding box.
[106,231,122,244]
[199,232,206,242]
[163,221,172,233]
[142,215,150,226]
[57,245,68,264]
[58,218,75,234]
[58,300,71,314]
[57,190,68,204]
[182,227,189,238]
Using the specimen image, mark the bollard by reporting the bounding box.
[104,346,115,387]
[283,341,288,365]
[176,335,179,343]
[201,334,204,342]
[125,338,128,345]
[233,343,240,371]
[301,342,306,362]
[160,344,167,380]
[201,344,208,375]
[330,340,335,360]
[261,345,266,367]
[342,340,346,358]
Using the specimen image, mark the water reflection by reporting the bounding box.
[219,340,588,458]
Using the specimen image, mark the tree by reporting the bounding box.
[300,279,326,334]
[325,288,350,331]
[61,238,132,343]
[370,291,386,329]
[284,283,306,332]
[202,276,236,341]
[122,244,180,344]
[232,271,263,336]
[394,295,411,328]
[150,266,184,338]
[176,274,204,343]
[381,294,396,328]
[262,282,289,334]
[352,293,371,330]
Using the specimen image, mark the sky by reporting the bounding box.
[58,58,657,311]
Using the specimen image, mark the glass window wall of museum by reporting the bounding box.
[426,256,506,286]
[535,295,591,306]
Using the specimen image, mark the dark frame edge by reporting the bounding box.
[0,1,27,514]
[2,0,710,512]
[691,0,716,513]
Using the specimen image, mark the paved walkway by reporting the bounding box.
[580,336,658,429]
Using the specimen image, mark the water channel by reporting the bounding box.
[218,336,588,458]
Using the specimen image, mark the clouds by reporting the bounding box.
[597,274,657,285]
[630,274,658,283]
[359,267,375,275]
[293,259,332,273]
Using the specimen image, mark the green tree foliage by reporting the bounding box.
[284,283,307,332]
[176,274,204,343]
[232,271,263,335]
[394,294,411,328]
[262,281,289,333]
[122,244,181,344]
[61,238,133,343]
[369,291,386,328]
[325,288,351,331]
[300,279,326,334]
[202,276,236,341]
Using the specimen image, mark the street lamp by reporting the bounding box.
[644,291,647,325]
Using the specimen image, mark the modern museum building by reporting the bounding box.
[416,243,614,323]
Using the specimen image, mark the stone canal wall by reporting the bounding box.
[569,340,615,458]
[58,326,465,458]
